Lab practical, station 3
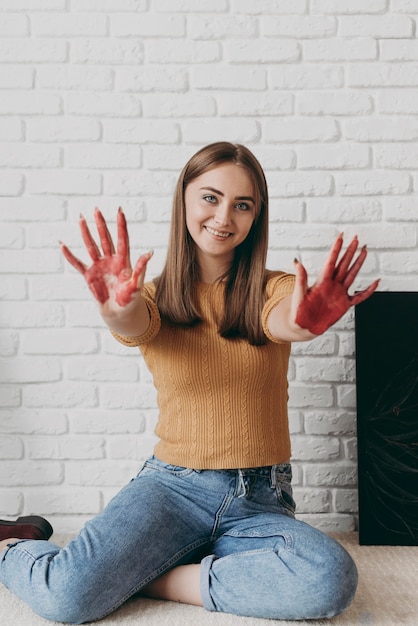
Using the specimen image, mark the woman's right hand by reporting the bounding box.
[60,208,153,326]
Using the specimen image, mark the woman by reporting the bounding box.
[0,142,378,622]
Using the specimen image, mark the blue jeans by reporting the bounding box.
[0,456,357,623]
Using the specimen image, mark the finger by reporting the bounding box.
[343,245,368,289]
[116,207,131,268]
[80,214,101,262]
[130,250,153,290]
[350,279,380,306]
[60,241,87,275]
[334,236,359,281]
[94,208,115,257]
[322,233,344,280]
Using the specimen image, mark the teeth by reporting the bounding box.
[206,226,230,238]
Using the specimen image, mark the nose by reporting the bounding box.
[213,202,231,227]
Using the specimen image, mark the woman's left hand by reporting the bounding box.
[291,234,380,336]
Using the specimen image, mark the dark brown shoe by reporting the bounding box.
[0,516,53,541]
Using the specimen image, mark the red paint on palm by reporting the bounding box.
[60,208,152,308]
[294,234,380,336]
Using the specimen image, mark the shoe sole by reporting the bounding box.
[0,516,53,540]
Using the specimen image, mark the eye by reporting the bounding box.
[236,202,250,211]
[203,195,217,204]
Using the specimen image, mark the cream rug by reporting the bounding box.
[1,533,417,625]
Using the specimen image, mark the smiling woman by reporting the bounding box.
[0,142,378,624]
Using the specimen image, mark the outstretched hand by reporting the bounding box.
[292,234,379,336]
[60,208,153,315]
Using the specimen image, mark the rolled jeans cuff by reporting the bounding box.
[200,554,217,612]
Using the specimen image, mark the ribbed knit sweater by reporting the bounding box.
[112,271,295,469]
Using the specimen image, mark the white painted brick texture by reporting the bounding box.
[0,2,416,534]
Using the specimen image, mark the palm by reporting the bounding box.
[293,234,379,336]
[60,208,152,314]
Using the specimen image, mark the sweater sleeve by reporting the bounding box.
[110,284,161,347]
[261,271,295,343]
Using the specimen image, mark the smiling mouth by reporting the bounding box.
[205,226,231,238]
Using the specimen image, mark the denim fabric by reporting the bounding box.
[0,456,357,623]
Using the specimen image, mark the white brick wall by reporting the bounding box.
[0,2,416,534]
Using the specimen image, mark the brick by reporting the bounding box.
[384,197,418,221]
[67,93,141,117]
[0,118,23,141]
[293,488,331,513]
[306,198,383,223]
[116,67,188,92]
[0,224,24,248]
[224,39,300,63]
[0,386,21,408]
[0,436,23,459]
[101,383,157,409]
[66,460,138,486]
[67,301,106,327]
[66,144,142,169]
[253,147,296,172]
[288,384,334,408]
[0,357,61,383]
[348,63,418,87]
[145,40,220,63]
[304,38,377,62]
[71,0,146,10]
[144,146,201,171]
[272,65,344,89]
[104,119,179,144]
[185,119,261,144]
[292,333,337,356]
[27,171,102,195]
[189,15,257,39]
[111,14,185,37]
[337,171,411,196]
[71,39,143,64]
[28,117,102,143]
[70,410,146,434]
[299,514,355,532]
[312,0,387,12]
[65,356,138,382]
[338,332,356,358]
[298,92,373,115]
[378,90,418,115]
[0,409,68,434]
[262,16,337,38]
[268,172,334,198]
[0,198,66,221]
[108,435,159,459]
[0,276,27,300]
[298,144,370,169]
[23,383,98,408]
[25,489,101,515]
[0,302,64,328]
[304,411,356,436]
[0,490,22,516]
[31,14,107,37]
[0,461,63,487]
[343,438,357,461]
[37,66,113,91]
[0,144,61,168]
[0,66,33,89]
[270,223,336,249]
[334,489,358,514]
[143,93,215,117]
[381,251,418,273]
[264,118,339,143]
[231,0,307,13]
[381,40,418,62]
[292,436,340,461]
[104,172,176,198]
[218,92,293,117]
[28,436,105,460]
[304,463,357,487]
[0,331,19,356]
[392,0,418,9]
[376,143,418,168]
[296,357,355,383]
[0,39,67,63]
[0,173,23,196]
[22,330,99,355]
[0,0,66,8]
[0,92,61,115]
[344,117,418,141]
[339,15,413,38]
[155,0,228,10]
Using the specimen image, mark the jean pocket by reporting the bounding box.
[272,465,296,515]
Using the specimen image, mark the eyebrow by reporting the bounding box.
[200,186,255,204]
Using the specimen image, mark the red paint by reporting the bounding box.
[60,208,152,307]
[295,234,379,336]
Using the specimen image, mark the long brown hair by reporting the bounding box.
[154,142,269,345]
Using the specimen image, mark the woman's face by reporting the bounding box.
[184,162,256,278]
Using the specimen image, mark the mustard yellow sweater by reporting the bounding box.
[113,271,295,469]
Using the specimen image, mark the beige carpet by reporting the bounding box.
[1,533,417,625]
